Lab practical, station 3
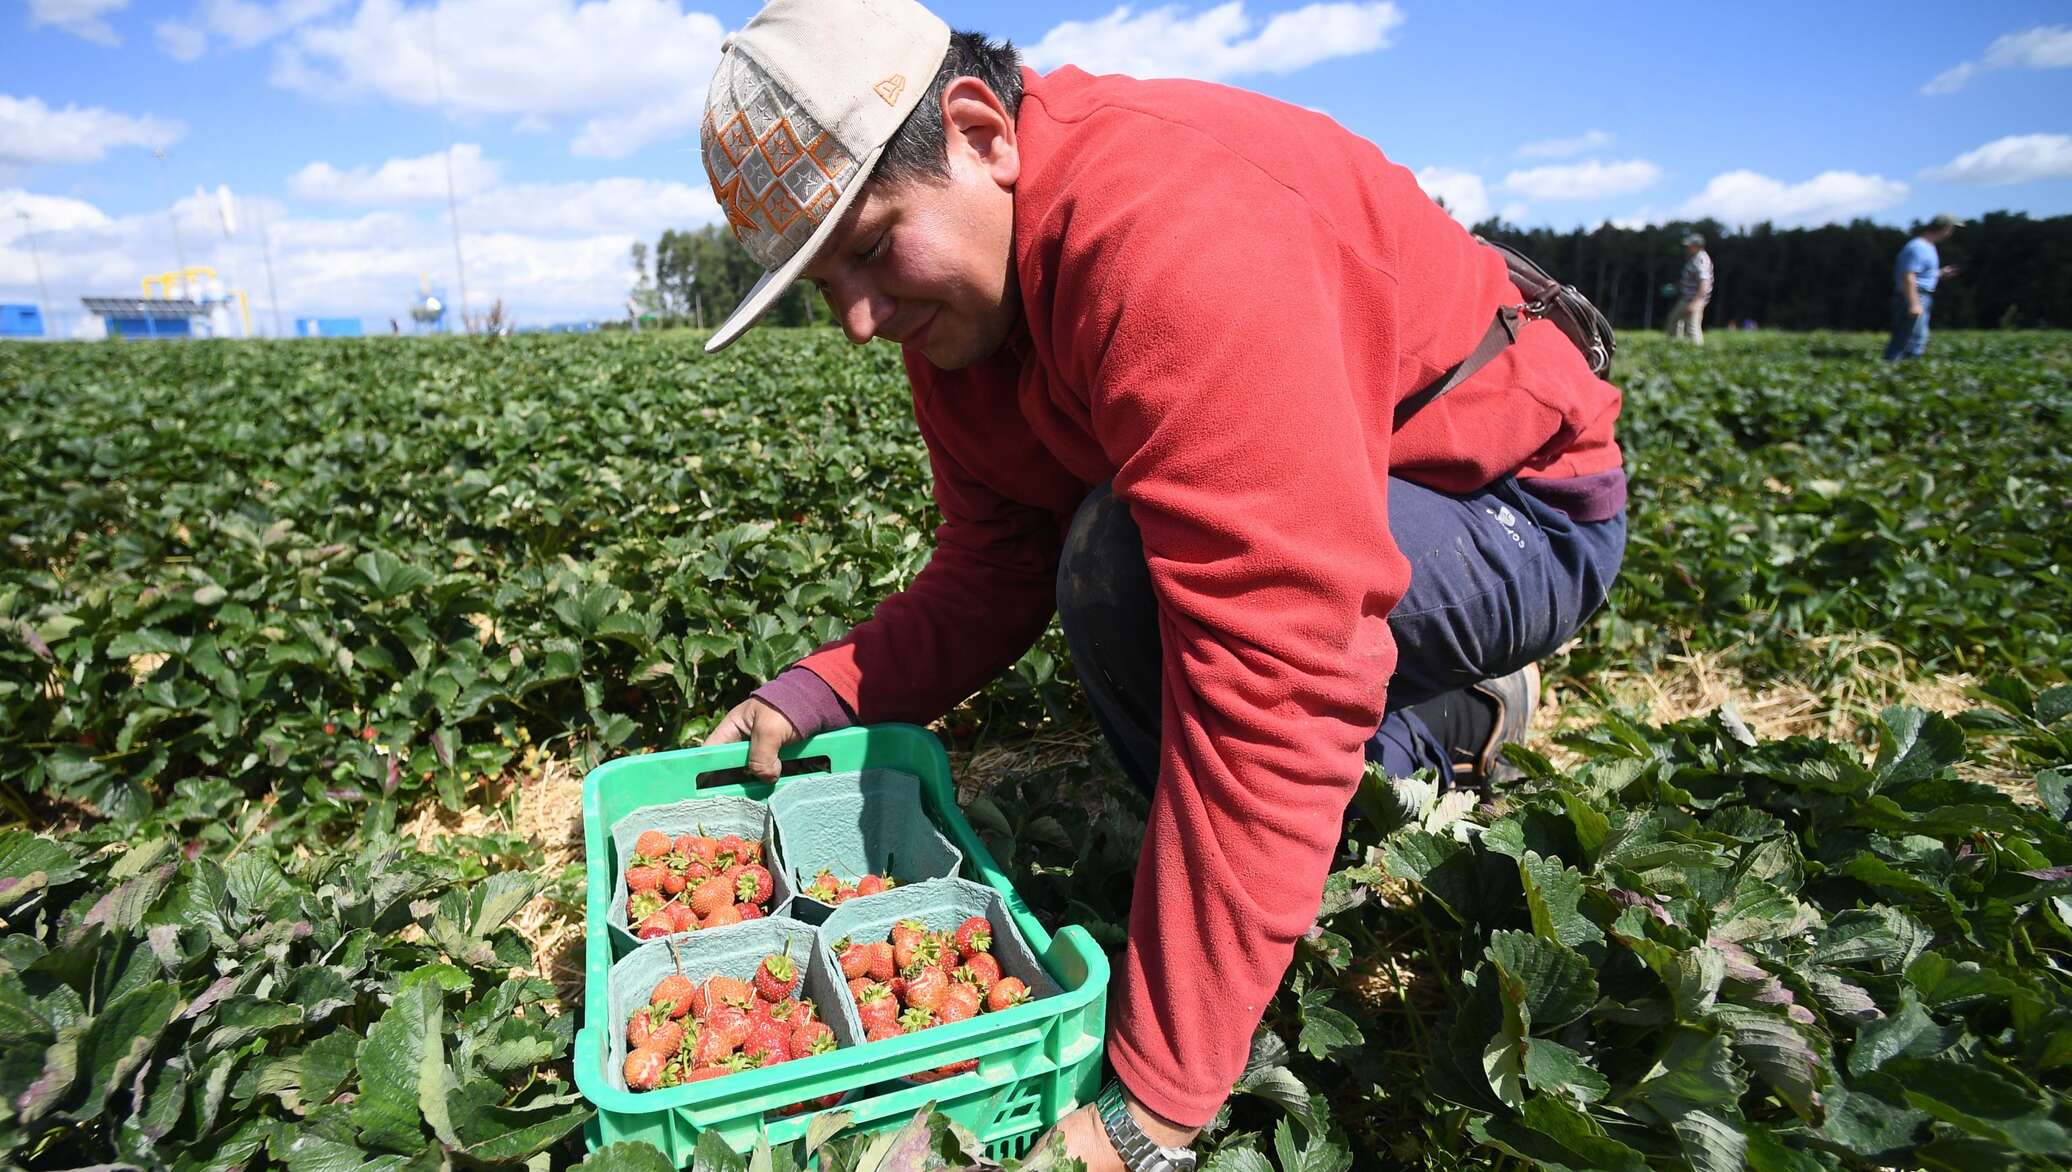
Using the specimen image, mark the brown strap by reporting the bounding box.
[1393,303,1524,429]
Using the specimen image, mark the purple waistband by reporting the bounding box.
[1516,466,1627,522]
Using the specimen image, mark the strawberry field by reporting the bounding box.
[2,328,2069,1170]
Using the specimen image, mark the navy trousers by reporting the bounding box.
[1055,476,1627,790]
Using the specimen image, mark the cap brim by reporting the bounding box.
[704,142,884,354]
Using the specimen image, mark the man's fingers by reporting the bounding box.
[701,700,753,746]
[745,701,796,781]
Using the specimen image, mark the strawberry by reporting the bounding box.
[705,976,755,1010]
[805,871,841,902]
[652,974,696,1018]
[735,864,773,907]
[894,930,939,972]
[889,919,925,954]
[684,836,720,865]
[762,997,803,1028]
[961,952,1002,989]
[646,1016,688,1055]
[898,1005,936,1032]
[985,977,1030,1013]
[737,903,764,921]
[690,876,734,918]
[624,1044,669,1090]
[864,1021,903,1044]
[953,916,992,959]
[707,1003,754,1050]
[703,903,744,928]
[836,937,871,980]
[833,885,856,905]
[904,966,950,1014]
[682,856,713,881]
[738,839,762,866]
[792,1020,836,1058]
[661,869,688,896]
[754,950,799,1002]
[634,830,673,859]
[674,833,701,858]
[848,976,874,999]
[855,984,898,1031]
[867,941,896,982]
[952,964,990,997]
[715,834,750,866]
[627,1004,670,1049]
[940,981,981,1024]
[628,890,666,925]
[636,911,674,940]
[684,1065,730,1084]
[670,901,700,934]
[625,864,664,895]
[857,873,890,896]
[744,1022,791,1064]
[693,1025,735,1067]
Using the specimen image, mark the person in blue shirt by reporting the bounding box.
[1884,213,1961,361]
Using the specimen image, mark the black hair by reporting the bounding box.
[870,30,1023,187]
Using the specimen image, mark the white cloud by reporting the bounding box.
[1500,158,1661,200]
[0,174,721,335]
[1413,166,1490,226]
[272,0,727,159]
[1923,133,2072,185]
[27,0,130,45]
[1023,1,1405,82]
[1923,24,2072,94]
[0,94,185,168]
[1516,129,1611,159]
[1677,169,1908,227]
[156,21,209,61]
[287,143,502,204]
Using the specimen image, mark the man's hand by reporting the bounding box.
[1940,264,1960,280]
[701,697,799,781]
[1039,1088,1200,1172]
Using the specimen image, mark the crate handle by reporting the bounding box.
[693,754,832,789]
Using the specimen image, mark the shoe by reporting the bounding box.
[1463,662,1540,792]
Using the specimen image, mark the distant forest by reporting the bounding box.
[1473,211,2071,332]
[633,210,2070,334]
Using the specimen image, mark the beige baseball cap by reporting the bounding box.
[699,0,951,353]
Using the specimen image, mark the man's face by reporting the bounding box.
[800,81,1021,370]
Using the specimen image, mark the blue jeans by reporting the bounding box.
[1884,291,1931,360]
[1056,476,1627,790]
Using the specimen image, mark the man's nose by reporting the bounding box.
[827,281,895,345]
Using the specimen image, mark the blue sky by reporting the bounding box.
[4,0,2069,332]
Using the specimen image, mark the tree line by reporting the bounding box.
[630,210,2070,334]
[1473,210,2071,332]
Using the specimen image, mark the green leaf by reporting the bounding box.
[1271,1115,1352,1172]
[1474,1096,1647,1172]
[1713,1005,1826,1125]
[75,980,179,1121]
[1520,851,1604,948]
[1872,707,1966,789]
[352,969,448,1152]
[578,1141,677,1172]
[1520,1036,1610,1104]
[1486,929,1598,1030]
[1810,906,1931,971]
[1892,1058,2072,1156]
[0,832,82,906]
[354,551,435,601]
[1635,1028,1746,1111]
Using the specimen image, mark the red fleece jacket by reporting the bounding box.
[790,66,1624,1125]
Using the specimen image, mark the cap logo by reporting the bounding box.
[701,53,859,268]
[873,73,906,106]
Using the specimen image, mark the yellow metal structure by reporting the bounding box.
[140,266,252,336]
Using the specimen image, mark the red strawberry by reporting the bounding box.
[864,1021,902,1044]
[961,953,1002,989]
[952,964,991,997]
[627,1005,670,1048]
[894,930,938,972]
[953,916,992,959]
[904,967,950,1014]
[848,976,874,999]
[685,836,720,865]
[634,830,673,859]
[685,1065,730,1083]
[652,974,696,1018]
[626,864,663,894]
[636,912,674,940]
[898,1005,936,1032]
[707,1004,753,1050]
[805,871,840,902]
[661,870,688,896]
[690,876,734,918]
[833,886,856,905]
[705,976,755,1010]
[737,904,764,921]
[940,982,981,1024]
[624,1045,669,1090]
[754,950,799,1002]
[693,1025,735,1067]
[855,984,898,1031]
[704,903,744,928]
[986,977,1030,1013]
[627,891,665,925]
[857,874,889,896]
[867,941,896,982]
[837,938,871,979]
[738,840,763,865]
[744,1022,791,1064]
[735,865,774,906]
[889,919,925,953]
[670,901,700,934]
[674,834,701,858]
[682,856,713,881]
[643,1015,687,1054]
[792,1020,836,1058]
[715,834,750,866]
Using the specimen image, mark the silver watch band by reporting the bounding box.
[1096,1079,1197,1172]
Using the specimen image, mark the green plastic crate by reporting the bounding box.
[576,724,1109,1163]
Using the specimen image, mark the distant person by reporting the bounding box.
[1666,232,1713,344]
[1884,213,1961,361]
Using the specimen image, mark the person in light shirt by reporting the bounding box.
[1885,213,1961,361]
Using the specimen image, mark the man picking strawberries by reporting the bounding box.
[699,1,1627,1168]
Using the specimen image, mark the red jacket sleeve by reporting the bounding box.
[1031,121,1405,1126]
[794,398,1065,725]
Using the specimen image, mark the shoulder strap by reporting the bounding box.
[1392,303,1523,430]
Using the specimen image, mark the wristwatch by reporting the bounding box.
[1095,1079,1198,1172]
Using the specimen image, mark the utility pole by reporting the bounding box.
[254,204,284,338]
[152,149,192,300]
[429,9,472,333]
[15,208,53,336]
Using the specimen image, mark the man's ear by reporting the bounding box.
[941,76,1019,189]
